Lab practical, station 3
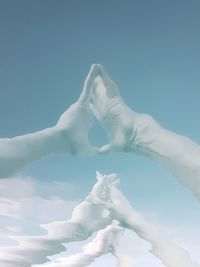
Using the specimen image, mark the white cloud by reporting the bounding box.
[0,175,78,248]
[38,222,133,267]
[0,173,118,267]
[0,173,199,267]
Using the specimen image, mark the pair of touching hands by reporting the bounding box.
[55,64,121,156]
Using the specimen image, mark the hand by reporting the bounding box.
[55,64,102,155]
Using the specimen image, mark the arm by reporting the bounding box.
[0,65,99,178]
[92,65,200,200]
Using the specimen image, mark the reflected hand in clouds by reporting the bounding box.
[0,172,117,267]
[91,173,200,267]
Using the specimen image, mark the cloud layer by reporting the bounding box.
[0,172,198,267]
[0,173,117,266]
[103,181,200,267]
[39,221,133,267]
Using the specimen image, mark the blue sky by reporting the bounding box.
[0,0,200,266]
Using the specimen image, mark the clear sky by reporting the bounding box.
[0,0,200,266]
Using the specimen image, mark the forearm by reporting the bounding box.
[97,65,200,194]
[0,126,66,177]
[132,114,200,197]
